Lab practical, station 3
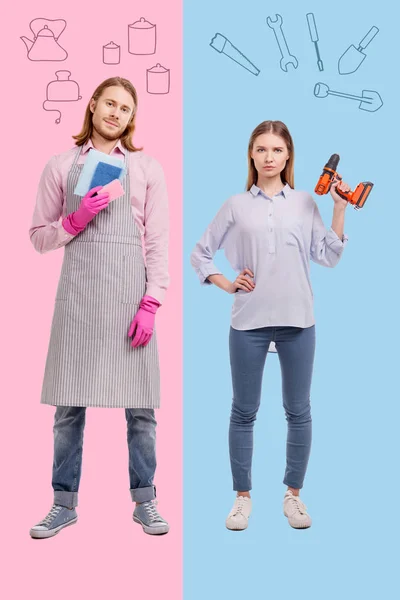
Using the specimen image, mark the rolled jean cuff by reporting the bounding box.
[54,490,78,509]
[130,485,156,503]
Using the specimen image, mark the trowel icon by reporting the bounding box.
[338,26,379,74]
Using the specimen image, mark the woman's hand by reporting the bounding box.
[330,174,350,210]
[229,268,256,294]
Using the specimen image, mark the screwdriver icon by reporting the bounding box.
[306,13,324,71]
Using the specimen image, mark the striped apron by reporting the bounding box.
[41,146,160,408]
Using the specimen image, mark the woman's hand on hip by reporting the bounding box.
[230,268,256,294]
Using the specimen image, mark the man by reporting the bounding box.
[29,77,169,538]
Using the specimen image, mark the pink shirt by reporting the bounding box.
[29,138,169,304]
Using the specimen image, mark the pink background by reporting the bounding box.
[1,1,182,597]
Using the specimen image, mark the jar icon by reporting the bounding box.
[128,17,156,55]
[103,41,120,64]
[146,63,170,95]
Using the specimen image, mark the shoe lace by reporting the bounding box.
[40,504,63,527]
[143,500,162,522]
[232,496,247,516]
[288,495,307,515]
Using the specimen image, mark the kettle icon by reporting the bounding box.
[20,18,68,61]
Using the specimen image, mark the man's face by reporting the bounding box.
[90,85,135,141]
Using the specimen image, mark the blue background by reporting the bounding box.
[184,0,398,597]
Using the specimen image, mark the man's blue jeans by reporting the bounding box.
[52,407,157,508]
[229,325,316,491]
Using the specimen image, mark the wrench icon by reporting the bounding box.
[266,14,298,72]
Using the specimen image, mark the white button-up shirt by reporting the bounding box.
[191,183,348,330]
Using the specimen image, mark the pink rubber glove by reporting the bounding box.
[128,295,161,348]
[63,186,110,235]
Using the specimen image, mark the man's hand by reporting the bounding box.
[63,186,110,235]
[128,295,160,348]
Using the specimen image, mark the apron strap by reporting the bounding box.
[72,145,82,167]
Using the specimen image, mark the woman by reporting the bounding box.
[190,120,349,530]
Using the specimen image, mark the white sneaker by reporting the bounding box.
[225,495,252,530]
[283,490,312,529]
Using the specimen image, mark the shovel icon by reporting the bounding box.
[314,83,383,113]
[338,26,379,74]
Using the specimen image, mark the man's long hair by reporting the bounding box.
[72,77,142,152]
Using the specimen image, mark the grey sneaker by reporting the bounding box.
[133,500,169,535]
[30,504,78,539]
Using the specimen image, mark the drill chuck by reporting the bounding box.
[325,154,340,171]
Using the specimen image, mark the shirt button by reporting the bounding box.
[269,228,273,232]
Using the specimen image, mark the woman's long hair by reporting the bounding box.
[72,77,142,152]
[246,120,295,190]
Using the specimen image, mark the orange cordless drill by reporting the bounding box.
[315,154,373,210]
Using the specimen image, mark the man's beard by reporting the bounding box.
[93,121,122,141]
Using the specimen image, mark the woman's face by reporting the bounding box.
[250,132,290,179]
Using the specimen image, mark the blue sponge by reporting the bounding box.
[90,162,123,189]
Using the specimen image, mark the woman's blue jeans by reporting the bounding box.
[229,325,316,491]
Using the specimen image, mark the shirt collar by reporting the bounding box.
[249,183,291,199]
[81,138,126,156]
